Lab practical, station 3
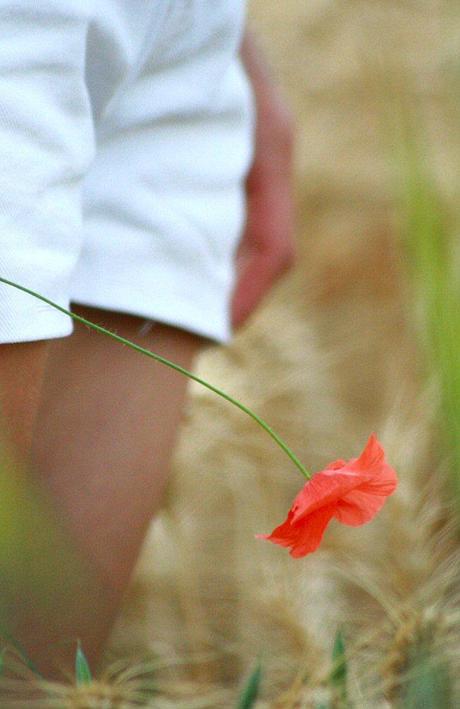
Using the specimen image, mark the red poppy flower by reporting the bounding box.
[257,434,398,558]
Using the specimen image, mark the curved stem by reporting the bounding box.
[0,278,311,480]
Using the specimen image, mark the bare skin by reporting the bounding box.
[0,31,295,679]
[0,342,48,455]
[30,310,202,676]
[0,315,200,680]
[232,31,295,329]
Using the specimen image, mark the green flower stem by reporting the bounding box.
[0,278,311,480]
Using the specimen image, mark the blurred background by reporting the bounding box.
[105,1,459,706]
[5,1,458,706]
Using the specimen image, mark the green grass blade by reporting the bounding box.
[400,647,452,708]
[237,661,262,709]
[75,640,92,686]
[0,625,43,678]
[392,116,460,510]
[330,629,348,707]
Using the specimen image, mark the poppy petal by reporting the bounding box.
[291,471,365,522]
[325,459,347,470]
[333,489,387,525]
[257,435,398,557]
[333,455,397,526]
[351,433,385,474]
[289,506,336,557]
[255,510,298,549]
[257,506,335,557]
[356,462,398,496]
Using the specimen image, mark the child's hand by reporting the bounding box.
[232,31,296,329]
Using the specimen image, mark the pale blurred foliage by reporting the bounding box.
[11,1,458,706]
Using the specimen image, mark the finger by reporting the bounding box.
[232,174,295,329]
[231,234,295,329]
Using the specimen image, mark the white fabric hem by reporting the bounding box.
[0,307,73,344]
[71,280,232,344]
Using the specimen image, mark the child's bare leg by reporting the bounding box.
[0,342,49,455]
[0,342,91,682]
[31,307,203,676]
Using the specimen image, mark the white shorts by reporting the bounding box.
[0,0,253,344]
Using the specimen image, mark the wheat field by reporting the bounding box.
[4,1,459,706]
